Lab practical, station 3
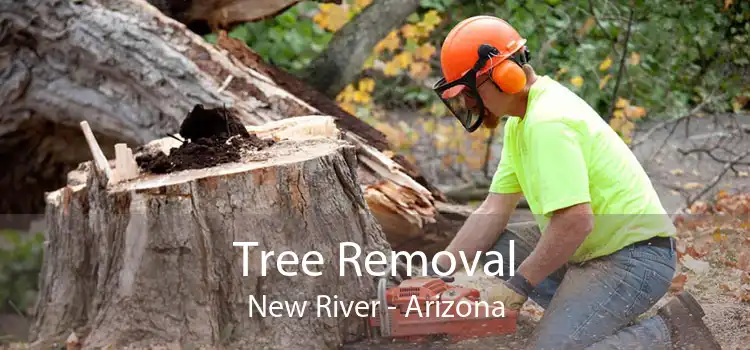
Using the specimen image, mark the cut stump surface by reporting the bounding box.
[31,130,391,349]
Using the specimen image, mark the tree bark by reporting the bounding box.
[300,0,422,97]
[145,0,343,34]
[31,122,391,349]
[0,0,469,256]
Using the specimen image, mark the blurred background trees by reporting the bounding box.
[203,0,748,181]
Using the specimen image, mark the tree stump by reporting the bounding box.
[30,113,393,349]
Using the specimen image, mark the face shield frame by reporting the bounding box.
[432,44,529,132]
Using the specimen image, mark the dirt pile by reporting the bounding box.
[136,104,275,173]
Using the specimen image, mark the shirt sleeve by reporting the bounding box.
[528,120,591,216]
[489,129,522,194]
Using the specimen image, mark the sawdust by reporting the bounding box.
[136,104,275,173]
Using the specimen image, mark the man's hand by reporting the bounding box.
[485,274,534,310]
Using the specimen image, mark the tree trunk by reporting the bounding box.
[300,0,422,97]
[0,0,470,256]
[30,119,391,349]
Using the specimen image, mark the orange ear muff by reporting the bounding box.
[490,60,527,94]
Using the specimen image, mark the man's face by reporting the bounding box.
[475,73,516,120]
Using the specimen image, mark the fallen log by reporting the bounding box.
[31,111,393,349]
[146,0,343,34]
[0,0,469,255]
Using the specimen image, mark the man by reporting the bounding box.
[428,15,721,349]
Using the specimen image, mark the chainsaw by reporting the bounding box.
[366,276,519,343]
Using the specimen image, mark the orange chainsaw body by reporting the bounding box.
[368,277,518,343]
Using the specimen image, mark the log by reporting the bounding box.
[31,115,393,349]
[146,0,344,35]
[0,0,469,257]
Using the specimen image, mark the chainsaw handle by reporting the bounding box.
[440,276,455,283]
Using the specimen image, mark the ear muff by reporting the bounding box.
[489,59,527,94]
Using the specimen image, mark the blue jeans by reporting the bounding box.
[483,222,677,349]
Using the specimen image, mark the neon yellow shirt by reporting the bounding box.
[489,75,676,262]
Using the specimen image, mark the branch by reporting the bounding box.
[606,4,635,121]
[300,0,421,97]
[681,150,750,212]
[629,103,706,149]
[677,147,750,167]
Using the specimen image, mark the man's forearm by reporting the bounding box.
[435,196,518,271]
[516,209,592,286]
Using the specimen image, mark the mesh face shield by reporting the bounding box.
[433,44,529,132]
[433,75,486,132]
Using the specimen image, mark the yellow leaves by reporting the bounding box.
[683,182,704,190]
[408,61,431,80]
[712,229,728,243]
[401,24,420,39]
[314,0,376,32]
[628,52,641,65]
[339,102,356,115]
[429,102,446,117]
[616,97,629,109]
[394,51,413,69]
[599,74,612,89]
[570,76,584,88]
[670,168,685,176]
[614,98,647,120]
[417,10,442,36]
[336,77,376,115]
[625,105,647,119]
[414,43,436,61]
[374,30,401,54]
[313,3,350,32]
[599,56,613,71]
[370,10,441,81]
[724,0,734,10]
[354,0,372,11]
[422,118,436,134]
[577,16,596,37]
[422,10,441,28]
[358,78,375,93]
[362,54,375,69]
[376,121,418,151]
[609,97,647,144]
[383,59,400,76]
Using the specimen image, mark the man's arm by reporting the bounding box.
[435,192,522,270]
[512,119,593,288]
[516,203,593,286]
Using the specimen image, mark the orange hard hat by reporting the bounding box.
[432,16,529,132]
[439,15,527,84]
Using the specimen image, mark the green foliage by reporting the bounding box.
[206,2,334,74]
[208,0,748,132]
[0,230,44,315]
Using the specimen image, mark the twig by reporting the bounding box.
[677,146,750,166]
[8,299,23,316]
[682,149,750,211]
[166,134,185,143]
[643,116,685,166]
[80,121,113,182]
[217,75,234,93]
[630,102,705,149]
[607,4,635,121]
